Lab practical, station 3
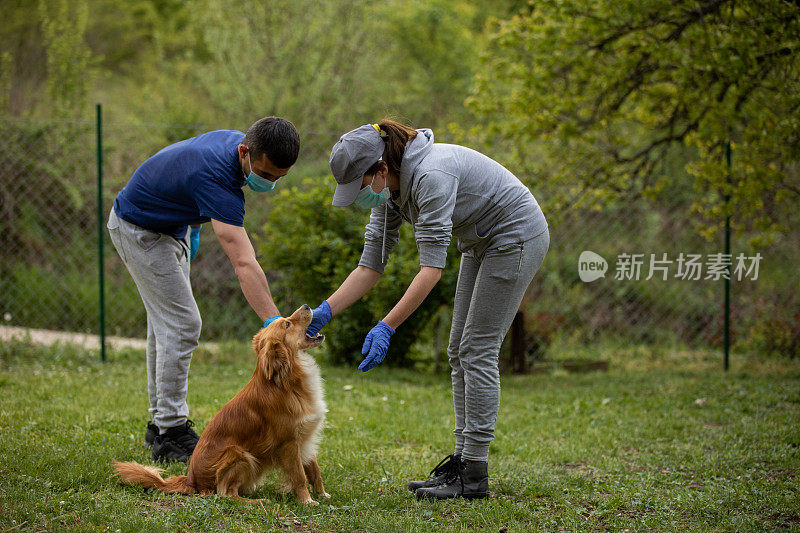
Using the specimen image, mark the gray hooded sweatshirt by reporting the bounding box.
[358,129,548,273]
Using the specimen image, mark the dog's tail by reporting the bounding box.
[112,460,195,495]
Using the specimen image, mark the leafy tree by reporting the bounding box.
[376,0,479,127]
[39,0,95,118]
[186,0,509,150]
[468,0,800,242]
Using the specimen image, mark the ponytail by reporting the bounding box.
[373,119,418,177]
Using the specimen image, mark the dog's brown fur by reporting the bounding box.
[113,305,328,504]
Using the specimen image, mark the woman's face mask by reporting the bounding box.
[243,152,277,192]
[354,171,390,209]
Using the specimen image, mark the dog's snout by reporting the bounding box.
[302,304,310,311]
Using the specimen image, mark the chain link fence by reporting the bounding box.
[1,113,797,362]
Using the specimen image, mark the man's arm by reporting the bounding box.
[211,219,280,321]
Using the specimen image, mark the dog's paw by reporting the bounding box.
[302,498,319,506]
[321,492,331,500]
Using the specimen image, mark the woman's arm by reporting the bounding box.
[381,266,442,330]
[356,265,442,371]
[326,265,383,315]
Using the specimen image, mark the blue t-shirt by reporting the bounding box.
[113,130,246,239]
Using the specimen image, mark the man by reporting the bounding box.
[107,116,299,462]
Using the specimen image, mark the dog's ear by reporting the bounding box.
[262,339,292,386]
[252,328,270,357]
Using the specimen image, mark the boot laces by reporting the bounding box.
[428,454,457,478]
[172,420,198,451]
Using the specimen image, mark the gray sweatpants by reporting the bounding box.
[448,228,550,462]
[107,208,201,430]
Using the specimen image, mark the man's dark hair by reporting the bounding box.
[244,116,300,168]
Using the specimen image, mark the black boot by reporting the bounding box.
[415,458,489,501]
[407,454,461,492]
[151,420,200,463]
[144,421,158,448]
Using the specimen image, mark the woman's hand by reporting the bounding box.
[306,301,332,337]
[358,321,395,372]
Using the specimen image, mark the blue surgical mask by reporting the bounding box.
[354,173,390,209]
[243,153,277,192]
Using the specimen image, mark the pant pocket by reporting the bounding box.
[485,244,523,282]
[134,227,164,252]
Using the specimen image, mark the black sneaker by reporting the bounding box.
[144,421,158,448]
[408,454,461,492]
[415,458,489,501]
[151,420,200,463]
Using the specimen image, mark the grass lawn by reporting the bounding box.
[1,339,799,532]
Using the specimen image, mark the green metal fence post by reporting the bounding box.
[724,141,731,371]
[97,103,106,362]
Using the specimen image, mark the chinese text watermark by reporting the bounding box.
[579,251,761,282]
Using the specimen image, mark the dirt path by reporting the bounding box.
[1,326,225,355]
[0,326,148,351]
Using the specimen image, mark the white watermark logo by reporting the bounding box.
[579,252,762,282]
[578,250,608,282]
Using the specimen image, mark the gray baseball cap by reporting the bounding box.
[329,124,385,206]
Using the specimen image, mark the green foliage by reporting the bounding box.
[468,0,800,241]
[376,0,479,127]
[2,0,798,360]
[183,0,498,154]
[744,298,800,358]
[256,177,459,366]
[0,120,93,258]
[0,53,10,113]
[39,0,95,118]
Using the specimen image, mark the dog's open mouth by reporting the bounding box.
[305,332,325,345]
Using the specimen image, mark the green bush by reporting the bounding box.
[745,297,800,358]
[256,177,459,367]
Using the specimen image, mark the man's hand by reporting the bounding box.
[358,321,395,372]
[306,301,332,337]
[189,225,201,261]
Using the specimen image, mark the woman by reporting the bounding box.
[306,119,549,500]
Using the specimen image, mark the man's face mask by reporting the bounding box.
[243,152,277,192]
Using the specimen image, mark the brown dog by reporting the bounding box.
[113,304,328,504]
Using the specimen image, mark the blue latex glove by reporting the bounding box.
[263,316,281,328]
[306,301,332,337]
[189,225,201,261]
[358,321,395,372]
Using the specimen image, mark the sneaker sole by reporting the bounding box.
[415,491,489,501]
[152,453,189,463]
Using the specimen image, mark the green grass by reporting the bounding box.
[1,340,799,532]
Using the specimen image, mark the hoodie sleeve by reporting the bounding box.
[358,204,403,274]
[413,170,458,269]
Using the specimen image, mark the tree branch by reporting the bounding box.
[663,0,732,42]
